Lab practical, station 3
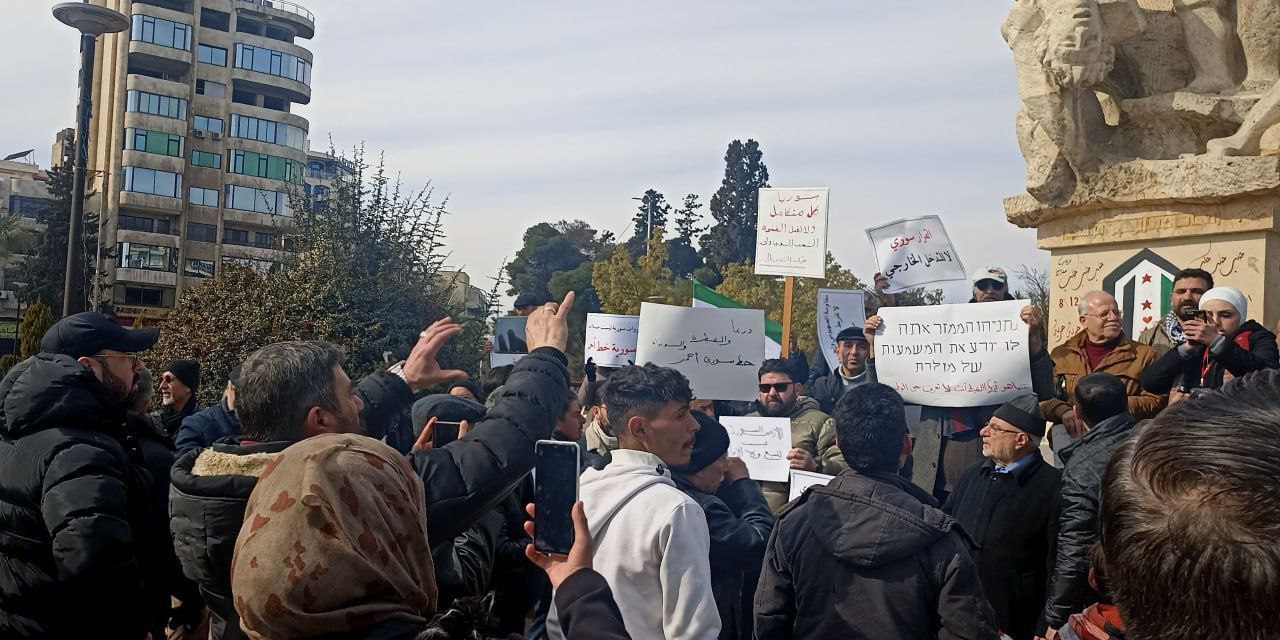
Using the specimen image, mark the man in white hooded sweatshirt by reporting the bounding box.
[547,363,720,640]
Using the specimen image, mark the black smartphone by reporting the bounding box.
[1179,309,1207,322]
[432,421,461,448]
[534,440,580,556]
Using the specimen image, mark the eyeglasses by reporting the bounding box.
[92,353,140,366]
[759,382,793,393]
[975,280,1005,292]
[984,424,1022,436]
[1083,310,1123,320]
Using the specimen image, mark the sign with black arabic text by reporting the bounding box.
[866,215,966,293]
[636,303,764,401]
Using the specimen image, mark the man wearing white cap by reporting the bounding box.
[893,266,1054,500]
[1141,286,1279,397]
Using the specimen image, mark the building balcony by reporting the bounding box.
[123,111,188,137]
[119,190,184,215]
[126,73,191,100]
[231,66,310,105]
[115,267,179,288]
[234,0,315,39]
[128,40,192,74]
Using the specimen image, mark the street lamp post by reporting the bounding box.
[630,196,655,254]
[52,2,128,318]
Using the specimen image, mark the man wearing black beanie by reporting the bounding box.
[943,394,1061,640]
[672,413,775,640]
[152,359,201,438]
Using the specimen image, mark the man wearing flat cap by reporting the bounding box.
[672,412,775,640]
[0,312,161,637]
[152,359,201,438]
[943,394,1061,640]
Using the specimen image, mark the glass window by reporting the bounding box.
[253,232,277,249]
[195,79,226,99]
[194,115,223,134]
[196,44,227,66]
[223,227,250,245]
[115,284,172,307]
[229,115,307,151]
[118,214,155,233]
[184,258,215,278]
[186,222,217,243]
[126,90,187,120]
[221,256,281,276]
[124,128,183,157]
[117,242,177,272]
[8,195,51,219]
[229,149,302,183]
[191,150,221,169]
[224,184,292,216]
[123,166,182,198]
[200,8,230,31]
[234,43,311,86]
[131,15,191,51]
[189,186,218,207]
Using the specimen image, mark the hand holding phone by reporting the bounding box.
[524,501,594,590]
[533,440,580,555]
[411,417,471,452]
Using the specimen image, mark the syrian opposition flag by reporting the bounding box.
[1114,264,1174,339]
[691,282,784,359]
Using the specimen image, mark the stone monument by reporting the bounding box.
[1003,0,1280,347]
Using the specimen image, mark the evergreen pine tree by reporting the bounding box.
[697,139,769,285]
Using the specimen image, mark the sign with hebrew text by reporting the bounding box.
[721,416,791,482]
[875,300,1032,407]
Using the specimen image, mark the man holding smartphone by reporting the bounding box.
[546,363,720,640]
[1137,268,1214,356]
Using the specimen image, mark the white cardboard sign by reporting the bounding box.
[875,300,1033,407]
[721,416,791,482]
[636,303,764,401]
[584,313,639,368]
[817,288,867,372]
[754,188,829,279]
[789,469,835,501]
[866,215,966,293]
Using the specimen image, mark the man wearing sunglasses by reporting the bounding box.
[0,311,161,638]
[746,358,836,511]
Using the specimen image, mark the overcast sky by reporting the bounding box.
[0,1,1044,303]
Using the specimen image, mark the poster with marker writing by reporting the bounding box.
[789,469,835,501]
[755,188,829,279]
[875,300,1032,407]
[721,416,791,482]
[636,303,764,401]
[584,313,640,368]
[866,215,966,293]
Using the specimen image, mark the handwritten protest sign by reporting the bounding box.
[721,416,791,482]
[584,313,639,367]
[817,288,867,372]
[875,300,1032,407]
[789,470,835,501]
[866,215,966,293]
[755,188,829,279]
[636,303,764,401]
[490,317,528,367]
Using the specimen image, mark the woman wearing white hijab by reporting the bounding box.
[1141,286,1280,395]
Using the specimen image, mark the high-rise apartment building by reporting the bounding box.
[85,0,314,324]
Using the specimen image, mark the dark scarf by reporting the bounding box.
[157,397,198,437]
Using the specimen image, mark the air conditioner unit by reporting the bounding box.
[212,132,223,141]
[193,130,206,139]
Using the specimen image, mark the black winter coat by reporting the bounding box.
[174,399,241,458]
[943,452,1061,640]
[674,476,775,640]
[1140,320,1280,392]
[554,570,631,640]
[0,354,152,638]
[1042,413,1138,631]
[170,350,570,640]
[808,360,878,415]
[754,469,999,640]
[151,397,199,438]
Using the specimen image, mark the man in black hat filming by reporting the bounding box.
[944,394,1061,640]
[0,311,162,638]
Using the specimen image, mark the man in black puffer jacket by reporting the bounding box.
[0,312,161,639]
[1042,373,1138,633]
[171,298,575,640]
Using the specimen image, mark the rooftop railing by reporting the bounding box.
[236,0,314,23]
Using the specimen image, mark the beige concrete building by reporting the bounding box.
[0,143,62,352]
[84,0,316,324]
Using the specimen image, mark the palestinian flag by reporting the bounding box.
[691,282,783,358]
[1113,263,1174,338]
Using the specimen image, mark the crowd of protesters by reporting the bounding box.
[0,261,1279,640]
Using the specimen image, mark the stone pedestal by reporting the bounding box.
[1006,156,1280,348]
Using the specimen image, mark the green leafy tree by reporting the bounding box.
[698,140,770,285]
[16,162,108,313]
[0,215,32,263]
[593,228,689,315]
[668,193,704,279]
[715,254,864,356]
[894,287,947,307]
[505,223,586,302]
[151,149,481,406]
[625,189,671,259]
[19,299,55,359]
[553,219,614,259]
